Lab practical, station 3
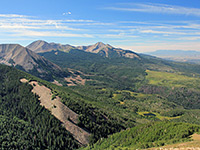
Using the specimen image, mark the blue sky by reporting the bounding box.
[0,0,200,52]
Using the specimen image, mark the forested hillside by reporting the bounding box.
[0,64,126,148]
[39,50,146,89]
[0,64,79,149]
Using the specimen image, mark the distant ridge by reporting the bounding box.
[147,50,200,58]
[27,40,140,59]
[0,44,67,80]
[146,50,200,64]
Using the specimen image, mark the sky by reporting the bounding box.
[0,0,200,52]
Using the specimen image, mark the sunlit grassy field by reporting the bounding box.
[146,70,200,89]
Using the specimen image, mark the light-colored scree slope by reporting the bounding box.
[20,79,90,146]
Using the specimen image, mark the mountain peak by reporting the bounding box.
[94,42,113,48]
[27,40,74,53]
[95,42,106,46]
[26,40,49,52]
[31,40,49,45]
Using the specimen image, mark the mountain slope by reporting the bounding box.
[0,44,67,81]
[77,42,139,58]
[27,40,75,53]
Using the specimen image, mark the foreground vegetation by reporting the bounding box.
[84,122,200,150]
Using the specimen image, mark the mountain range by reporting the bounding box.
[27,40,139,58]
[0,40,141,83]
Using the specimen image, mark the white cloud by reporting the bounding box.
[178,36,200,41]
[107,3,200,17]
[140,29,186,35]
[63,12,72,16]
[64,19,94,22]
[11,30,93,38]
[117,21,200,38]
[0,23,39,29]
[101,33,138,38]
[117,42,200,52]
[0,14,91,31]
[0,14,28,18]
[67,22,114,26]
[0,14,98,39]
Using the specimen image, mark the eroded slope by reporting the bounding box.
[20,78,90,146]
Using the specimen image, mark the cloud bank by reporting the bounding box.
[107,3,200,17]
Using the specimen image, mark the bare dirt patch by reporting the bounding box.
[65,68,94,86]
[20,78,90,146]
[64,75,86,86]
[52,80,63,86]
[20,78,28,83]
[68,68,94,77]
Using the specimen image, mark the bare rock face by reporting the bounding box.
[0,44,66,80]
[27,40,75,53]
